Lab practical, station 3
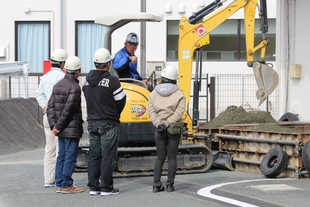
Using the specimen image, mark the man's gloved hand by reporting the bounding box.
[157,123,167,133]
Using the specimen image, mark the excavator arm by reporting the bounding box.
[178,0,279,134]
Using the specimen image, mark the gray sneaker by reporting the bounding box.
[101,188,120,196]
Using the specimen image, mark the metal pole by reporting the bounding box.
[215,133,301,146]
[210,77,215,121]
[140,0,146,76]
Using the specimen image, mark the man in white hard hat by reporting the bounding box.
[35,49,67,188]
[113,32,152,90]
[47,56,84,194]
[83,48,126,196]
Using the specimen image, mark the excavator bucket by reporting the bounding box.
[252,62,279,106]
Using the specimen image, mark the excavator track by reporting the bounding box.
[75,144,213,177]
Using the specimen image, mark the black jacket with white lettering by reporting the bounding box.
[82,69,126,124]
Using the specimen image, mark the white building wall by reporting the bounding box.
[279,0,310,121]
[0,0,283,118]
[0,0,277,73]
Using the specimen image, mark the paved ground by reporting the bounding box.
[1,147,310,207]
[1,99,310,207]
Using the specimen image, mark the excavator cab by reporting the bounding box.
[95,14,164,147]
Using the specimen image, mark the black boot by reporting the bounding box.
[153,185,165,193]
[166,184,174,192]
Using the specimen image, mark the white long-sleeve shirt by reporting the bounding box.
[35,67,65,109]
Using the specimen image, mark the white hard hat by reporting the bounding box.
[93,48,112,63]
[161,65,178,80]
[64,56,83,71]
[51,49,68,62]
[125,32,139,45]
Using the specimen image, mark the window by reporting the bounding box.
[167,19,276,62]
[76,21,107,73]
[15,22,50,73]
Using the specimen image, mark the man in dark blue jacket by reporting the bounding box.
[83,48,126,196]
[47,56,84,194]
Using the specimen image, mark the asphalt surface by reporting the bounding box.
[0,147,309,207]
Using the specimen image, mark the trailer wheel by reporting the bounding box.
[260,147,288,178]
[278,112,299,122]
[302,139,310,172]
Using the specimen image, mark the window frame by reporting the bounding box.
[15,21,51,73]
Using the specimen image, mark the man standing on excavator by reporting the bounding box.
[113,32,153,91]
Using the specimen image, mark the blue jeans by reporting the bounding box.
[87,122,119,192]
[55,137,80,189]
[153,130,181,186]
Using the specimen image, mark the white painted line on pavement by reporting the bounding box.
[197,178,293,207]
[0,160,43,165]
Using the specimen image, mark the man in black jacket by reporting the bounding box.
[47,56,84,194]
[83,48,126,196]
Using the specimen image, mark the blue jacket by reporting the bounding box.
[113,47,143,80]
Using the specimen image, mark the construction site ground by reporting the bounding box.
[1,99,310,206]
[1,147,310,207]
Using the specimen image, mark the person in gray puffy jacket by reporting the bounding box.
[148,65,186,193]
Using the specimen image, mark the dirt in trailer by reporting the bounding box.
[205,105,302,133]
[0,98,45,156]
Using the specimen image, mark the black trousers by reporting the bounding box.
[153,130,181,186]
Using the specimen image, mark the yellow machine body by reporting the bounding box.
[119,82,151,123]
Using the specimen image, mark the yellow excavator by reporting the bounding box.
[179,0,278,136]
[76,0,278,176]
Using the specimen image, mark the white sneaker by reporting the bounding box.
[44,183,55,188]
[101,188,120,196]
[89,191,101,195]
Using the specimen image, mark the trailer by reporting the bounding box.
[201,122,310,178]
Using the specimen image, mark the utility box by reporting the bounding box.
[289,64,302,79]
[146,61,165,80]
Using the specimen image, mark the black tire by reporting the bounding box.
[302,139,310,172]
[76,149,89,168]
[260,147,289,178]
[278,112,299,122]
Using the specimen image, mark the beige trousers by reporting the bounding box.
[43,114,58,184]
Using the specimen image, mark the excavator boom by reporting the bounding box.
[178,0,279,132]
